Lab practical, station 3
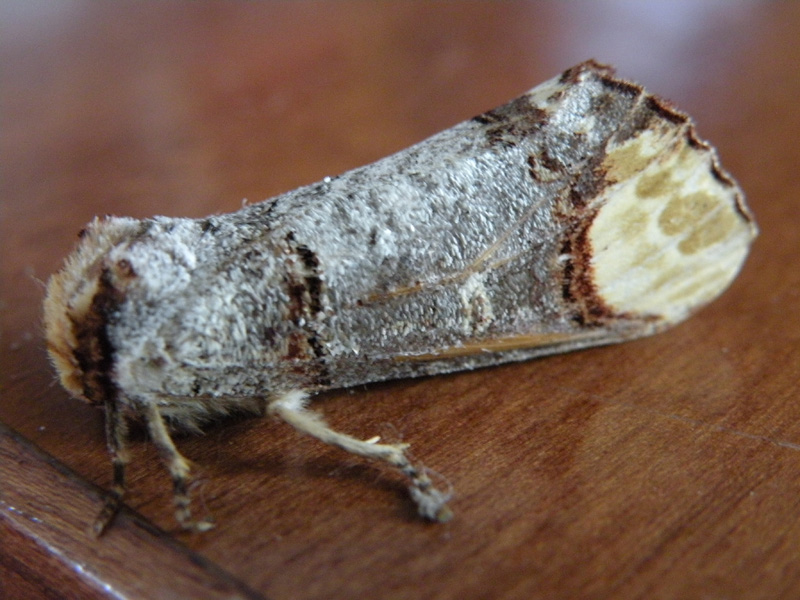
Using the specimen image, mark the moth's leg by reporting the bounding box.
[139,400,214,532]
[269,390,453,522]
[92,395,130,536]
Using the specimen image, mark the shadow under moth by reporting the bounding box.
[44,60,756,533]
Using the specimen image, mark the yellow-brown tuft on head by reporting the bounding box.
[43,216,140,403]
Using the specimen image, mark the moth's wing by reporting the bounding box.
[195,61,756,389]
[334,61,755,374]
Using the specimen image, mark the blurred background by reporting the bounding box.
[1,0,782,225]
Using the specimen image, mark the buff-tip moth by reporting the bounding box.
[43,60,756,533]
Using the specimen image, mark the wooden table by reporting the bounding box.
[2,2,799,598]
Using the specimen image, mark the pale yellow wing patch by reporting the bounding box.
[590,124,755,324]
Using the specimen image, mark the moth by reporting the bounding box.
[44,60,756,533]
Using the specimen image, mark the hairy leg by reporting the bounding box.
[140,400,214,532]
[269,390,453,522]
[92,395,130,536]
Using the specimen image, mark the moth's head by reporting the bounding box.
[43,216,142,404]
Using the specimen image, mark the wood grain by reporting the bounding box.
[0,423,260,599]
[2,2,800,599]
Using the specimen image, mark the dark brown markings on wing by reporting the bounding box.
[295,243,324,315]
[473,96,550,148]
[526,155,540,181]
[284,232,323,323]
[283,232,331,384]
[567,152,610,210]
[200,218,220,234]
[644,95,688,126]
[597,75,642,99]
[559,211,618,326]
[559,60,616,85]
[70,268,125,406]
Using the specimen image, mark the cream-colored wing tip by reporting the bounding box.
[586,68,756,326]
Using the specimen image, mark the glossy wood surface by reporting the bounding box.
[2,2,799,599]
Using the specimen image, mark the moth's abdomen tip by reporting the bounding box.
[589,118,756,325]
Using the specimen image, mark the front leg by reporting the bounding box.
[139,400,214,532]
[92,394,130,536]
